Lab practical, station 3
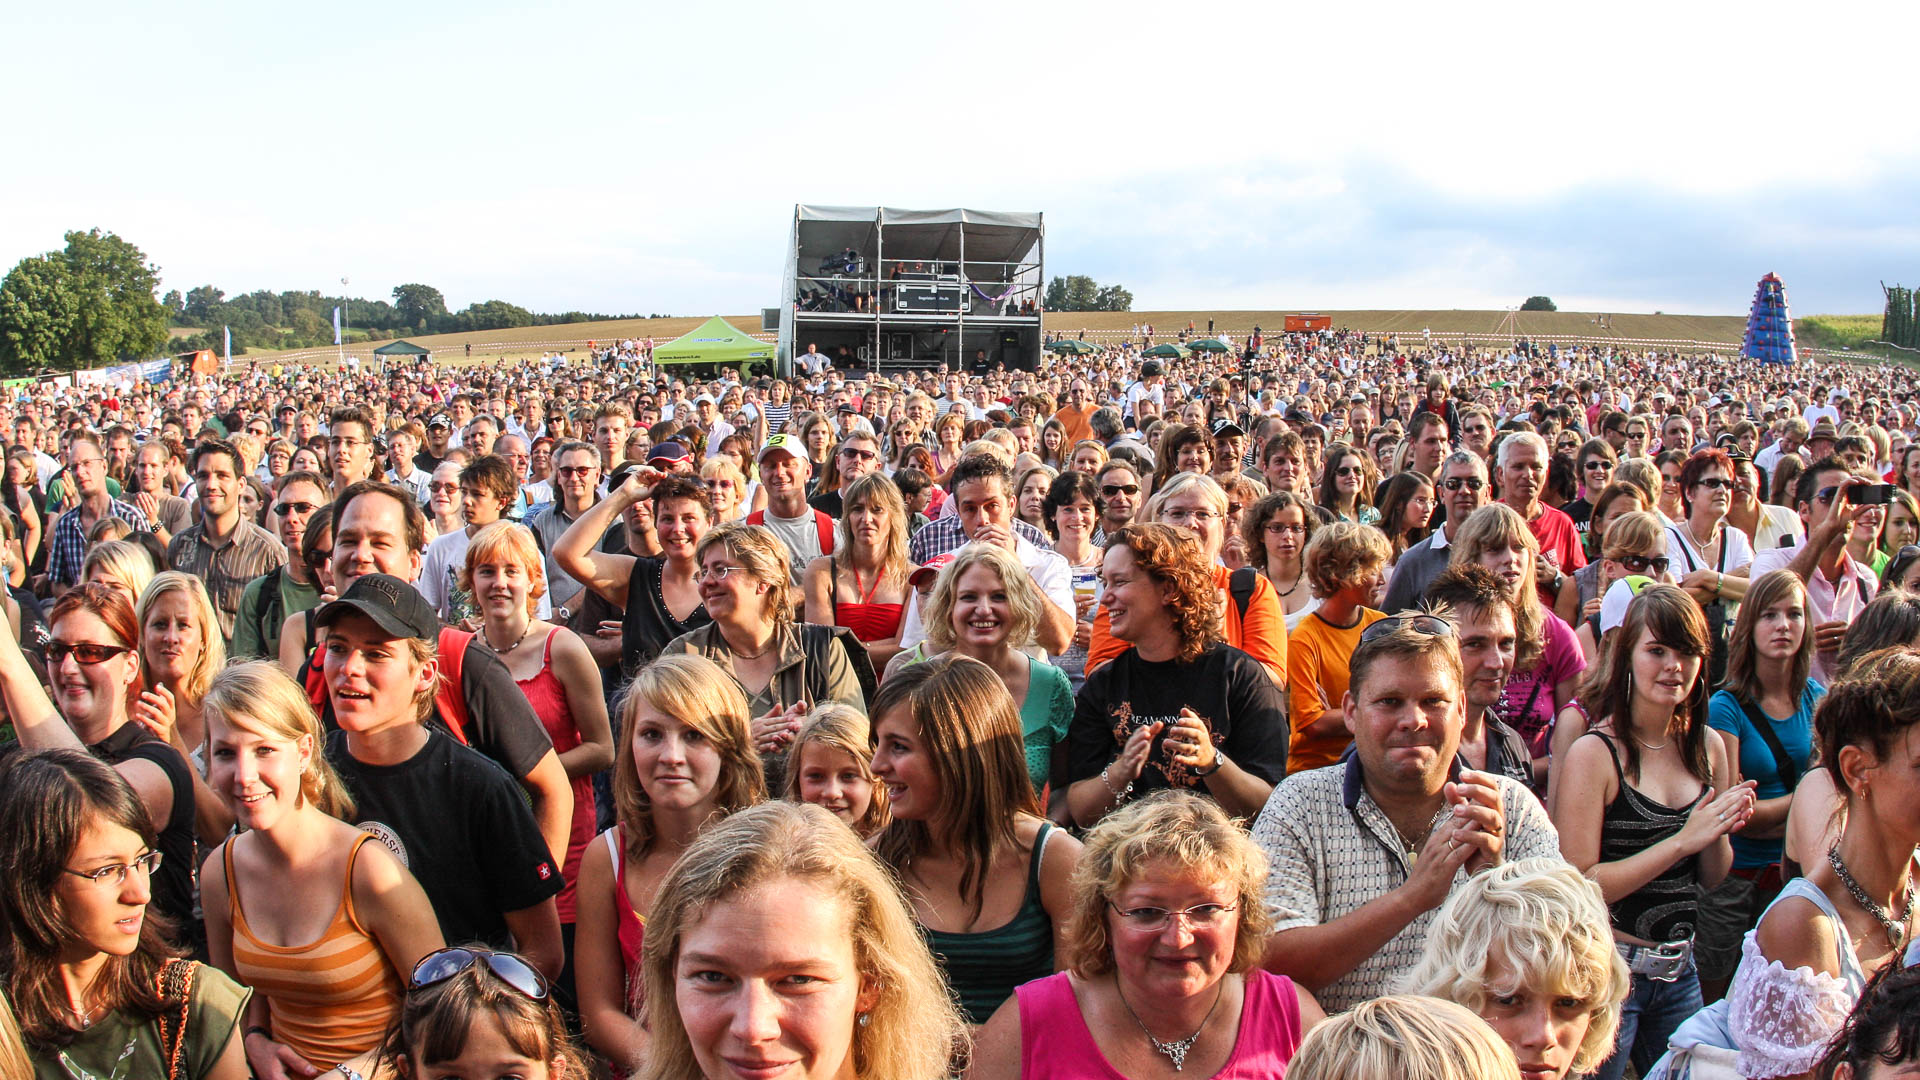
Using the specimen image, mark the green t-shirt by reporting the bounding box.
[30,962,251,1080]
[43,475,122,513]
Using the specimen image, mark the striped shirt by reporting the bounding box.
[48,499,151,586]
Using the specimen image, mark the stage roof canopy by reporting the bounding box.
[795,205,1043,265]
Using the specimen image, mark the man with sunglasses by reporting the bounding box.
[807,431,883,520]
[1253,615,1561,1011]
[1094,460,1144,541]
[229,469,329,661]
[1383,451,1490,613]
[1731,457,1880,683]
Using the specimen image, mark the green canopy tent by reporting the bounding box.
[1142,343,1189,359]
[1185,338,1231,354]
[371,340,431,356]
[1045,339,1098,356]
[654,316,776,375]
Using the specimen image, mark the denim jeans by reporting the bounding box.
[1593,963,1704,1080]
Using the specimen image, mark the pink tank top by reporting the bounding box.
[1017,969,1304,1079]
[604,827,646,1008]
[517,628,594,922]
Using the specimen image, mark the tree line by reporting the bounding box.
[1044,275,1133,312]
[0,228,644,375]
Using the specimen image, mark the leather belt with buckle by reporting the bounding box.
[1617,939,1693,982]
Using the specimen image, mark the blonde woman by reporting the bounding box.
[1400,858,1630,1080]
[803,472,915,671]
[1288,996,1521,1080]
[459,521,614,949]
[133,572,233,843]
[886,543,1073,814]
[80,538,158,612]
[698,456,747,523]
[663,521,865,790]
[638,800,966,1080]
[782,703,889,838]
[200,662,444,1079]
[574,655,767,1076]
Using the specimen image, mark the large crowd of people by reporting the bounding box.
[2,326,1919,1080]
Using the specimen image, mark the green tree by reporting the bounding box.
[1094,284,1134,312]
[391,283,448,329]
[184,284,226,323]
[0,229,167,374]
[1045,275,1107,312]
[0,254,82,374]
[1521,296,1557,311]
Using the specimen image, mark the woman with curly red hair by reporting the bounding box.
[1065,523,1290,827]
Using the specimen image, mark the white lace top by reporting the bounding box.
[1725,878,1866,1080]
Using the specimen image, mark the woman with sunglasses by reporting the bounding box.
[378,948,587,1080]
[575,654,765,1076]
[1565,482,1650,622]
[1316,445,1379,525]
[1666,450,1755,624]
[1552,586,1754,1080]
[199,663,444,1080]
[697,456,747,524]
[1565,438,1619,542]
[0,584,201,953]
[0,750,253,1080]
[1567,510,1673,668]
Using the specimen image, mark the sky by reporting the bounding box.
[7,0,1917,319]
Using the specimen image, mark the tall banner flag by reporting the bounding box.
[333,306,343,345]
[223,325,231,368]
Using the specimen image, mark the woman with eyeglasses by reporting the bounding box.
[0,584,201,953]
[970,791,1324,1079]
[663,521,865,791]
[0,749,253,1080]
[424,460,465,541]
[1551,585,1755,1080]
[378,947,587,1080]
[1666,449,1756,618]
[575,654,766,1077]
[197,662,444,1079]
[696,456,746,524]
[1316,445,1380,526]
[1244,491,1319,620]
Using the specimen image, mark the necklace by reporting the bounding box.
[1828,844,1916,950]
[730,631,777,660]
[65,1000,106,1030]
[1115,977,1224,1071]
[1635,737,1669,750]
[482,622,531,655]
[1275,566,1303,598]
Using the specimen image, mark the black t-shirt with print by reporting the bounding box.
[1068,641,1289,796]
[326,728,562,949]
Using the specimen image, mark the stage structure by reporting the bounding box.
[776,206,1044,375]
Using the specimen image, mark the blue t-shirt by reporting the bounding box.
[1707,683,1823,869]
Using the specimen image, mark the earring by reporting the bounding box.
[857,1012,870,1028]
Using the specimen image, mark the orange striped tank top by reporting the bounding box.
[224,833,405,1069]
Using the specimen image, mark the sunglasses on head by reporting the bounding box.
[1360,613,1456,644]
[409,947,548,1000]
[45,641,132,666]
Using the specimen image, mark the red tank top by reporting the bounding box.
[830,556,904,643]
[516,628,594,922]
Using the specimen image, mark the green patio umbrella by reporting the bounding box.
[1185,338,1231,354]
[1142,343,1189,358]
[1046,339,1098,356]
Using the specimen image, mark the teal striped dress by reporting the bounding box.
[921,823,1058,1024]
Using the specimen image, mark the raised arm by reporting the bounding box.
[554,470,649,610]
[0,591,81,751]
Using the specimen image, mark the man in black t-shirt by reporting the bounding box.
[316,574,564,976]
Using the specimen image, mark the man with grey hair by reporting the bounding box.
[1382,450,1489,612]
[1499,431,1585,604]
[1089,405,1155,470]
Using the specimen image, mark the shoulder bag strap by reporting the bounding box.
[1736,694,1802,791]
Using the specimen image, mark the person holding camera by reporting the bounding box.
[1731,456,1880,684]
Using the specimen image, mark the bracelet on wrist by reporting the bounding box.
[244,1025,273,1041]
[1101,762,1133,802]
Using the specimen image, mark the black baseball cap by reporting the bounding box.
[1211,418,1246,438]
[313,574,440,643]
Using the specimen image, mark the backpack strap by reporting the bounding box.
[746,509,767,526]
[815,510,835,556]
[797,623,876,706]
[434,627,474,745]
[1228,565,1258,620]
[1736,694,1802,792]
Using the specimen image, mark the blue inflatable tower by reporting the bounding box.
[1742,272,1797,366]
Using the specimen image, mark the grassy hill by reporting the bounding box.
[226,308,1880,367]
